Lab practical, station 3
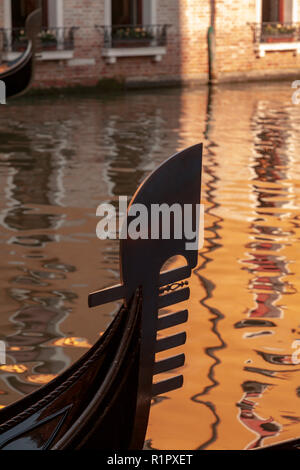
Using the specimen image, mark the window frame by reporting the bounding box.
[102,0,167,64]
[255,0,300,57]
[104,0,157,27]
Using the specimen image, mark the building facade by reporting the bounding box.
[0,0,300,89]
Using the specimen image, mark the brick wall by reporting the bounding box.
[99,0,206,86]
[178,0,210,81]
[34,0,104,88]
[1,0,300,89]
[100,1,211,86]
[215,0,300,81]
[33,0,212,89]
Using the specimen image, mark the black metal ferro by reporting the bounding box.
[89,143,203,449]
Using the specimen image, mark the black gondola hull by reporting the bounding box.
[0,293,141,450]
[0,9,41,100]
[1,52,33,99]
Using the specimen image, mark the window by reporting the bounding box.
[261,0,296,42]
[254,0,300,57]
[262,0,293,23]
[112,0,143,25]
[110,0,155,49]
[262,0,282,23]
[101,0,168,64]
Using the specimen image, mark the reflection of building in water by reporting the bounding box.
[235,101,300,449]
[240,109,293,321]
[146,86,300,451]
[145,86,228,450]
[87,97,167,201]
[0,97,179,404]
[238,381,281,449]
[0,114,112,400]
[1,84,300,447]
[0,123,76,399]
[191,86,226,450]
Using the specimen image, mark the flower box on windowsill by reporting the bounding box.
[41,40,58,51]
[112,39,152,48]
[265,36,295,43]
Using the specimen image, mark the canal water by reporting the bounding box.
[0,81,300,450]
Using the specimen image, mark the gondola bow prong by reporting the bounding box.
[88,265,192,308]
[89,143,203,450]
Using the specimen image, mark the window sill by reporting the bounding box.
[256,41,300,57]
[102,46,167,64]
[3,50,74,62]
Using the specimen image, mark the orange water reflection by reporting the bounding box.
[53,337,92,348]
[0,84,300,449]
[147,84,300,450]
[27,374,57,384]
[0,365,27,374]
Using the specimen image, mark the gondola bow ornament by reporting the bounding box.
[0,143,203,450]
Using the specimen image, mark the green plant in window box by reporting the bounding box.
[263,23,296,42]
[38,30,57,44]
[112,26,153,46]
